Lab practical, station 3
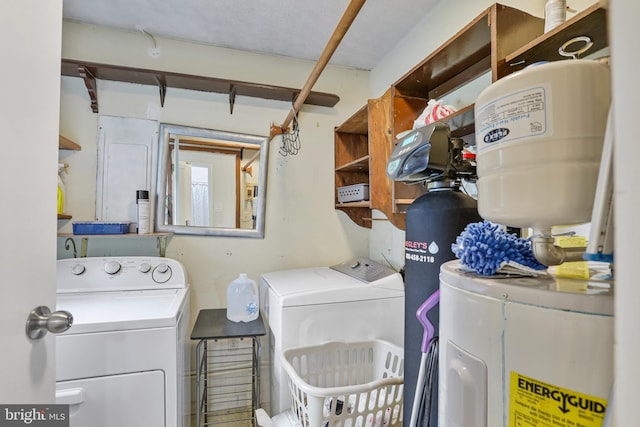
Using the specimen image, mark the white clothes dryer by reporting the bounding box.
[259,258,405,417]
[55,256,190,427]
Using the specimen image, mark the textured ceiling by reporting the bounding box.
[62,0,440,71]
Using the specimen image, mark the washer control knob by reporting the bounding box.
[71,264,86,275]
[152,263,172,283]
[139,262,152,273]
[104,260,122,275]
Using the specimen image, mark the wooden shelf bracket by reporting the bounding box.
[229,84,236,114]
[154,75,167,107]
[78,65,98,113]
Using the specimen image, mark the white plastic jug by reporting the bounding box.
[226,273,259,322]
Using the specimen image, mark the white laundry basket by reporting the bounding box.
[281,340,404,427]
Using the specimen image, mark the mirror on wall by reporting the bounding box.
[156,123,269,237]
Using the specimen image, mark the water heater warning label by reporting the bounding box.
[509,372,607,427]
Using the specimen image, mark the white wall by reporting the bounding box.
[609,1,639,424]
[59,22,371,367]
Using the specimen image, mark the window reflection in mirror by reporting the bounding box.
[156,124,269,237]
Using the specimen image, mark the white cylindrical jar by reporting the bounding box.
[136,190,150,234]
[544,0,567,33]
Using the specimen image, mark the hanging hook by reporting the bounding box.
[64,238,77,258]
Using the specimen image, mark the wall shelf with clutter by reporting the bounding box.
[58,135,81,220]
[334,104,372,228]
[505,2,608,72]
[385,4,544,227]
[336,3,545,230]
[335,1,608,230]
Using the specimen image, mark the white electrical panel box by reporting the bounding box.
[96,116,159,230]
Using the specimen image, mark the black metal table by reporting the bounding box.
[191,309,266,426]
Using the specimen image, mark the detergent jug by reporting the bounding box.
[226,273,259,322]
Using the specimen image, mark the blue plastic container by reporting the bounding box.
[72,221,131,235]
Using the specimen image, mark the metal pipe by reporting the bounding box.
[531,228,586,266]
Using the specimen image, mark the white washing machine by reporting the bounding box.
[259,258,405,417]
[55,256,190,427]
[438,260,613,427]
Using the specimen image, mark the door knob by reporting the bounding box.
[25,306,73,340]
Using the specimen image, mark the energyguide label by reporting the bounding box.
[509,371,607,427]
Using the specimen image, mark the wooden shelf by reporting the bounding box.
[385,4,543,228]
[57,214,72,220]
[335,105,368,134]
[62,59,340,114]
[334,3,606,230]
[336,155,369,172]
[334,4,544,231]
[334,105,372,228]
[393,4,544,99]
[335,201,371,208]
[393,13,491,100]
[58,232,173,238]
[59,135,81,150]
[506,3,608,71]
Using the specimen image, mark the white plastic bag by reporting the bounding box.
[413,99,457,129]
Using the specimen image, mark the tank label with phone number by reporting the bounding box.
[405,239,439,264]
[509,372,607,427]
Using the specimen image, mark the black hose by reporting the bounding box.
[414,337,439,427]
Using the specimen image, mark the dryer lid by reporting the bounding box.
[260,266,404,307]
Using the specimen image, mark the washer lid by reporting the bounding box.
[56,288,189,334]
[260,267,404,307]
[440,260,613,315]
